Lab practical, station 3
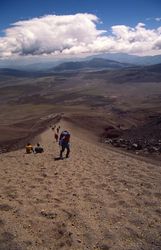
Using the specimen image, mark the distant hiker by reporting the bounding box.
[59,130,70,159]
[52,125,56,131]
[55,133,59,142]
[34,143,44,154]
[56,126,60,134]
[26,143,34,154]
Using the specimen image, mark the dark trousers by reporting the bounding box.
[60,142,70,158]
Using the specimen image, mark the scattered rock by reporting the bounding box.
[40,210,57,219]
[42,173,47,177]
[0,204,13,211]
[104,115,161,157]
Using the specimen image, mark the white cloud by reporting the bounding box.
[0,13,161,59]
[155,17,161,22]
[146,17,161,22]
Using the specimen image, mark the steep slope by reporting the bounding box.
[0,120,161,249]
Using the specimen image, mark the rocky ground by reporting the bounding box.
[102,115,161,160]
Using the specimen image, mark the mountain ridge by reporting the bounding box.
[1,53,161,71]
[0,60,161,81]
[52,58,133,72]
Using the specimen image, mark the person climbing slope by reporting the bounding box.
[59,130,70,159]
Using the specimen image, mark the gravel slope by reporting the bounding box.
[0,120,161,250]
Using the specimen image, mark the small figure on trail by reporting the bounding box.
[51,125,56,131]
[34,143,44,154]
[51,125,60,142]
[56,126,60,134]
[26,143,34,154]
[55,133,59,142]
[59,130,70,159]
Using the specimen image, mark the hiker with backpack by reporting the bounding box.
[59,130,70,159]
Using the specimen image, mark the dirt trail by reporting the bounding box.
[0,120,161,250]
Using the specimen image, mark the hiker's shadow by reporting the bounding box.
[54,157,64,161]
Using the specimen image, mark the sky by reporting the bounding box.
[0,0,161,63]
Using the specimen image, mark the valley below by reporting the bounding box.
[0,62,161,161]
[0,59,161,249]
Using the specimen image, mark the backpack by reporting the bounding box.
[60,131,70,143]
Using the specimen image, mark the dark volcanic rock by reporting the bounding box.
[104,115,161,157]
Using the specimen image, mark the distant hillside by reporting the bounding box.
[86,53,161,65]
[146,63,161,73]
[0,68,52,77]
[84,63,161,83]
[52,58,132,72]
[0,68,37,77]
[0,62,161,82]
